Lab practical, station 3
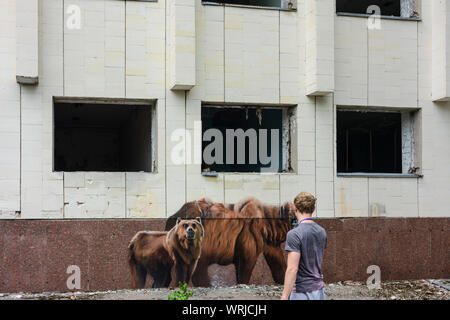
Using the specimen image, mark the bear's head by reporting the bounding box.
[280,202,298,228]
[175,217,204,246]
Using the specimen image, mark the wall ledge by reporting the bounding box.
[336,12,421,21]
[202,1,297,12]
[337,173,422,178]
[16,76,39,85]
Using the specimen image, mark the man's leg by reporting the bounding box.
[305,288,326,300]
[289,288,326,300]
[289,292,308,300]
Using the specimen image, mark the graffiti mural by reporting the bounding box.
[128,197,297,288]
[128,217,204,288]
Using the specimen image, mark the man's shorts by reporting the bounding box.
[289,287,326,300]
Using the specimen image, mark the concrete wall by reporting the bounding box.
[0,0,20,218]
[0,0,450,220]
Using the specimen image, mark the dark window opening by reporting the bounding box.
[54,101,154,172]
[337,111,402,174]
[337,0,402,17]
[202,106,291,173]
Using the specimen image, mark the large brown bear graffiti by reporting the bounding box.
[128,217,204,288]
[164,198,295,286]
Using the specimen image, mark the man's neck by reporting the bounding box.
[297,214,314,223]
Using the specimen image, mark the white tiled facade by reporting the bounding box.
[0,0,449,219]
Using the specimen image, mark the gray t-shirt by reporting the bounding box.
[284,222,327,293]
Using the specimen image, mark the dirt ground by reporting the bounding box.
[0,279,449,300]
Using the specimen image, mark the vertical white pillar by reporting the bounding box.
[169,0,196,91]
[432,0,450,101]
[16,0,39,84]
[305,0,334,96]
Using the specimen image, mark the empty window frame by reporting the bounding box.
[201,105,295,173]
[336,0,419,18]
[203,0,296,10]
[53,99,156,172]
[337,110,419,174]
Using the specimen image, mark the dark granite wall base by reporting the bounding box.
[0,218,448,293]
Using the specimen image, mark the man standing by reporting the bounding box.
[281,192,327,300]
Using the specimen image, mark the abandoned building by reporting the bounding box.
[0,0,449,292]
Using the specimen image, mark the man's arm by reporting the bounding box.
[280,251,300,300]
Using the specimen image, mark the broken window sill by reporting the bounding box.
[336,12,421,22]
[202,2,297,12]
[337,173,423,178]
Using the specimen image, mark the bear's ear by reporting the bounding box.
[198,220,205,238]
[194,217,205,237]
